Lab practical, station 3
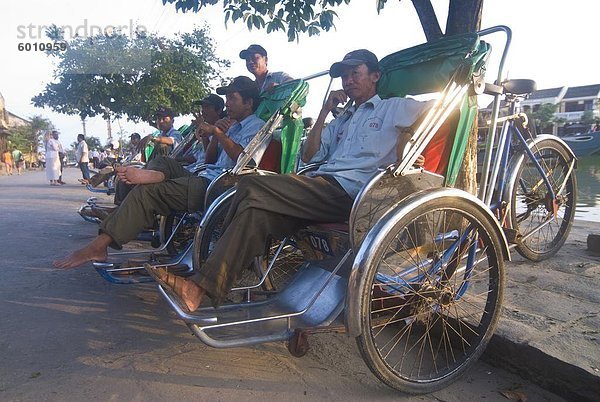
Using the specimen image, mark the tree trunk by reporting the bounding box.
[446,0,484,35]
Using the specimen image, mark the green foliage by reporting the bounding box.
[7,115,54,152]
[32,26,229,123]
[164,0,352,42]
[580,110,595,125]
[531,103,557,125]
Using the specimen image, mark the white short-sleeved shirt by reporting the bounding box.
[309,95,431,198]
[76,140,89,163]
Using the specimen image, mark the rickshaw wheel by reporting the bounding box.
[287,329,309,357]
[160,212,200,256]
[356,197,505,394]
[509,138,577,261]
[192,197,303,298]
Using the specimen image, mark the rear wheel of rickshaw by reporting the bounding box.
[192,197,303,298]
[356,197,505,394]
[160,212,200,256]
[509,138,577,262]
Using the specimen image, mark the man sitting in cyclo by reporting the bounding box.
[144,49,432,312]
[54,77,266,269]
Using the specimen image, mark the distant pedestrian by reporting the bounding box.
[90,148,100,168]
[45,131,62,185]
[75,134,90,184]
[2,149,13,175]
[38,152,46,169]
[54,132,66,185]
[12,146,24,175]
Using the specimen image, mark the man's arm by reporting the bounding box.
[153,136,174,146]
[195,118,240,162]
[301,89,348,163]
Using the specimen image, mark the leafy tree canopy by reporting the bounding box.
[7,115,54,153]
[32,26,229,123]
[162,0,483,42]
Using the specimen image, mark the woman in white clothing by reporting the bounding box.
[45,131,62,185]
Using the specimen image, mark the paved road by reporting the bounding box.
[0,168,563,401]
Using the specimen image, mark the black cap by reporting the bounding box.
[329,49,379,78]
[216,76,259,96]
[195,94,225,111]
[239,44,267,59]
[154,106,174,118]
[130,132,141,139]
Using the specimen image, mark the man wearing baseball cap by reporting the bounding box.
[239,44,293,92]
[147,106,183,160]
[142,49,434,312]
[55,77,267,269]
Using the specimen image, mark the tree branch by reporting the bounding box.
[410,0,443,41]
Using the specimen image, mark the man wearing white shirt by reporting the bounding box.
[75,134,90,183]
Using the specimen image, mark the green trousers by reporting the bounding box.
[100,173,209,248]
[191,174,353,306]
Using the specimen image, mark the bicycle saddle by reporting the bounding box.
[502,79,537,96]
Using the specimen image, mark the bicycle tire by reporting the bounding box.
[509,138,577,261]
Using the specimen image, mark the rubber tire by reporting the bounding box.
[161,213,199,256]
[355,196,505,394]
[510,138,577,261]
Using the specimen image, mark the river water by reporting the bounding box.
[575,155,600,222]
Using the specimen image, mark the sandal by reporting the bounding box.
[144,264,190,313]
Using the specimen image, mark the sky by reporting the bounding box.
[1,0,598,148]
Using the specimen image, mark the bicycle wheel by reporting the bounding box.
[509,138,577,261]
[160,213,200,256]
[356,196,505,394]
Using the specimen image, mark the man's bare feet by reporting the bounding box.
[53,233,113,269]
[115,166,165,185]
[150,267,206,312]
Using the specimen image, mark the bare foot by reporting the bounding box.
[156,269,206,312]
[53,233,112,269]
[116,166,165,185]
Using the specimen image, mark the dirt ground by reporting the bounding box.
[0,168,565,401]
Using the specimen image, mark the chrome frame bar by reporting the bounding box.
[477,25,512,205]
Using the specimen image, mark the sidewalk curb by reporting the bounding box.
[484,333,600,401]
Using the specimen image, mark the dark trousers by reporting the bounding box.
[79,162,90,180]
[191,174,353,306]
[100,175,209,248]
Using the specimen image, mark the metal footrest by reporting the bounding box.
[94,244,194,284]
[161,262,348,348]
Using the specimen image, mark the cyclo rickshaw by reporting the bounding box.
[92,78,311,283]
[123,25,579,393]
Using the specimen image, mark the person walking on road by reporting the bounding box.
[12,146,24,175]
[2,148,13,175]
[55,132,66,185]
[45,131,62,185]
[75,134,90,183]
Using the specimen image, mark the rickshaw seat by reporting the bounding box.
[258,140,282,173]
[255,79,309,174]
[421,111,460,176]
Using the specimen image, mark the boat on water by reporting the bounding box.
[557,124,600,157]
[561,132,600,157]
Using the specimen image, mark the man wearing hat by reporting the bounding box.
[147,106,183,160]
[142,49,433,312]
[54,77,267,269]
[240,44,293,92]
[182,94,226,164]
